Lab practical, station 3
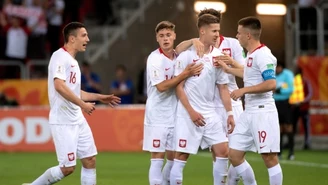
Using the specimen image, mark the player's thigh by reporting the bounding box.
[201,115,228,150]
[174,116,203,155]
[229,112,256,152]
[250,111,280,153]
[50,124,79,167]
[143,125,172,153]
[77,120,98,159]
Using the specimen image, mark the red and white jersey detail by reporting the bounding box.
[175,46,229,118]
[48,47,84,124]
[215,36,245,108]
[244,45,277,111]
[145,48,177,126]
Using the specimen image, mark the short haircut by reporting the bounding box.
[62,22,86,43]
[197,14,220,29]
[238,17,262,39]
[116,64,127,72]
[198,8,222,23]
[277,61,286,68]
[155,21,175,33]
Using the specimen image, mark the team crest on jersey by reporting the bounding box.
[222,48,232,57]
[247,57,253,67]
[179,139,187,148]
[67,152,75,161]
[153,139,160,148]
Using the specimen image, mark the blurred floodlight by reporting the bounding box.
[194,1,226,13]
[256,3,287,15]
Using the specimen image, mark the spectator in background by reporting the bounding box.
[94,0,116,25]
[26,0,47,59]
[46,0,65,53]
[63,0,81,22]
[81,61,101,94]
[110,64,134,104]
[274,62,295,160]
[289,67,313,150]
[0,13,30,78]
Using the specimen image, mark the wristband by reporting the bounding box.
[227,111,233,116]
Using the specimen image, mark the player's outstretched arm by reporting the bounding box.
[81,90,121,107]
[217,84,235,134]
[217,54,244,69]
[216,60,244,78]
[54,78,95,114]
[175,38,204,57]
[176,80,205,127]
[156,63,203,92]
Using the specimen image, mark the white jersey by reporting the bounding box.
[48,47,84,124]
[144,48,177,127]
[175,46,229,118]
[244,44,277,112]
[214,36,244,108]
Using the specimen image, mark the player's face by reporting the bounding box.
[156,29,176,50]
[73,28,90,52]
[202,23,220,46]
[236,25,249,48]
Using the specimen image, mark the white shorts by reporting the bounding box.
[215,105,244,131]
[142,125,175,152]
[50,120,98,167]
[175,114,228,155]
[229,109,280,153]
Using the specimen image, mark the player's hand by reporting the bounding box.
[227,115,235,134]
[99,94,121,107]
[192,38,204,57]
[215,60,230,73]
[185,62,203,77]
[189,110,206,127]
[218,53,234,65]
[230,88,245,101]
[82,102,96,115]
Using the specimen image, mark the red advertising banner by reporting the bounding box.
[298,56,328,135]
[0,79,49,105]
[0,107,145,152]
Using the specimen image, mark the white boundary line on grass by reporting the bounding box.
[198,153,328,169]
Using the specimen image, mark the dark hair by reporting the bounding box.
[277,61,285,68]
[62,22,86,43]
[155,21,175,33]
[238,17,261,39]
[198,8,222,23]
[82,61,90,67]
[197,14,220,29]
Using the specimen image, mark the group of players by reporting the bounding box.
[23,8,282,185]
[143,8,283,185]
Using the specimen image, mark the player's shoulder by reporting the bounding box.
[223,36,239,44]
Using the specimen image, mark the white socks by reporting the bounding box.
[149,159,164,185]
[213,157,229,185]
[227,164,240,185]
[30,166,64,185]
[234,160,257,185]
[162,160,174,185]
[170,159,186,185]
[81,167,96,185]
[268,164,283,185]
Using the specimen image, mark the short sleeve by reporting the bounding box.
[147,54,166,86]
[232,39,245,65]
[216,68,229,85]
[258,52,277,81]
[52,56,67,80]
[174,51,191,77]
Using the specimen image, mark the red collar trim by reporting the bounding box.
[62,46,68,52]
[250,44,265,54]
[217,35,224,48]
[159,48,175,60]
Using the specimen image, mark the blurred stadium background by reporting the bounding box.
[0,0,328,184]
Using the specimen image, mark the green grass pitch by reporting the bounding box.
[0,150,327,185]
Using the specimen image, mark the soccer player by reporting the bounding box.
[170,14,234,185]
[24,22,121,185]
[143,21,203,185]
[219,17,283,185]
[176,9,245,184]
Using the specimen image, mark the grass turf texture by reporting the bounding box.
[0,150,327,185]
